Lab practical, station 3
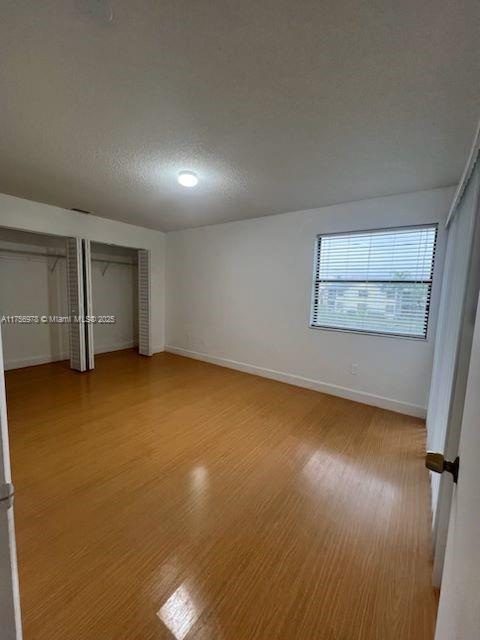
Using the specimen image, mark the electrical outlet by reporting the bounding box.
[350,363,359,375]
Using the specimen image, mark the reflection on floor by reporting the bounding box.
[6,349,437,639]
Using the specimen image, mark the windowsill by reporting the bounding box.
[308,323,429,341]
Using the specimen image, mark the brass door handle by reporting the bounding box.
[425,452,459,483]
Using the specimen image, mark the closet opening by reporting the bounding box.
[0,231,151,373]
[89,242,139,358]
[0,227,72,370]
[85,242,151,369]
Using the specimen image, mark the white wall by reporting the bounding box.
[166,187,455,417]
[0,193,165,354]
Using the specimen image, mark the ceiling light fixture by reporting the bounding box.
[177,171,199,188]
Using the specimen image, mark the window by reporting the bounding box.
[310,225,438,339]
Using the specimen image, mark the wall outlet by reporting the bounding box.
[350,363,359,375]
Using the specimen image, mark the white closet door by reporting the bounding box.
[66,238,86,371]
[82,240,95,370]
[138,249,152,356]
[0,325,23,640]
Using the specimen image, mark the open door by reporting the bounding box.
[0,325,23,639]
[427,126,480,585]
[434,294,480,639]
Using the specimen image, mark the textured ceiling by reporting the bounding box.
[0,1,478,231]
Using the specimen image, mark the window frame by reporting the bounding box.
[309,223,439,340]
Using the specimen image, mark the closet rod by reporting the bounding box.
[92,258,136,266]
[0,248,136,266]
[0,248,66,259]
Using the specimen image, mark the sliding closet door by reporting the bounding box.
[66,238,86,371]
[82,240,95,370]
[138,249,152,356]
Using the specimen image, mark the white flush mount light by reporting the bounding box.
[177,171,199,188]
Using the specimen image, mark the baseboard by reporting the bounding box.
[94,341,137,355]
[165,345,426,418]
[95,344,165,357]
[5,353,69,370]
[152,345,165,355]
[5,341,140,370]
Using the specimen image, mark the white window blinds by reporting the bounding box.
[311,225,438,338]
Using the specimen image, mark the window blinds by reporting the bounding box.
[311,225,438,338]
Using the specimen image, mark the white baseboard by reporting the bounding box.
[165,345,426,418]
[5,352,69,370]
[95,343,165,357]
[5,341,140,370]
[94,341,137,355]
[152,345,165,355]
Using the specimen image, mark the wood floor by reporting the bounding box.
[6,350,438,640]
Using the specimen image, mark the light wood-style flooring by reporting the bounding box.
[6,350,438,639]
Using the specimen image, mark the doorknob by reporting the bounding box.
[425,452,459,483]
